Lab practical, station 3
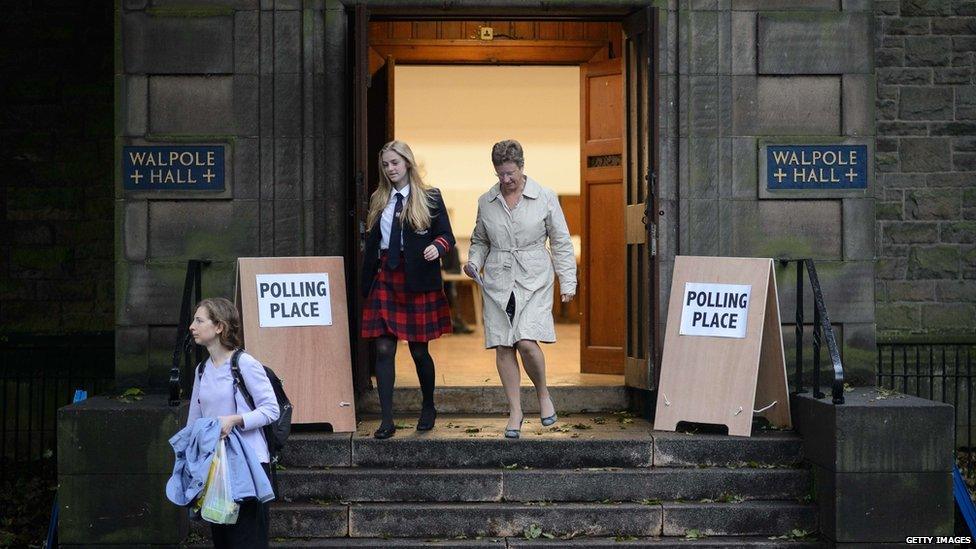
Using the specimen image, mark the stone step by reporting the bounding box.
[261,501,816,539]
[256,537,822,548]
[281,415,802,469]
[356,385,629,414]
[276,467,811,503]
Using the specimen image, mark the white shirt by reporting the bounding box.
[380,185,410,250]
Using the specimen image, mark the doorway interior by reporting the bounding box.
[392,63,616,388]
[351,12,658,393]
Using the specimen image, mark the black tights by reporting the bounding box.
[374,336,436,427]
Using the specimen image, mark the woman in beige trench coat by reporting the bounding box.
[464,140,577,438]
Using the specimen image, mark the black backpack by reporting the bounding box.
[196,349,293,457]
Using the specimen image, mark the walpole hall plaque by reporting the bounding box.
[766,144,867,191]
[123,145,225,191]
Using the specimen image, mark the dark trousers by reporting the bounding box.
[210,463,272,549]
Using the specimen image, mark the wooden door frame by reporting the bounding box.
[342,1,661,392]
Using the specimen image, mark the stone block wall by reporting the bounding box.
[875,0,976,339]
[674,1,876,383]
[116,0,337,389]
[0,3,114,335]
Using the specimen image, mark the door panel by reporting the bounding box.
[367,53,395,193]
[622,7,658,391]
[580,56,625,374]
[352,5,370,394]
[352,7,396,394]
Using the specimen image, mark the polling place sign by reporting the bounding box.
[655,256,790,437]
[255,273,332,327]
[678,282,752,338]
[238,257,356,429]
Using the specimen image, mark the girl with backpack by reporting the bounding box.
[187,297,281,547]
[361,140,456,439]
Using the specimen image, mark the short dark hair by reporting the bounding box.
[196,297,243,350]
[491,139,524,168]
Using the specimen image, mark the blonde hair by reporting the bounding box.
[366,141,435,231]
[195,297,243,350]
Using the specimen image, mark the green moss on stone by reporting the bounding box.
[9,187,85,213]
[146,6,234,18]
[12,247,72,271]
[920,304,976,334]
[760,11,847,24]
[114,260,131,321]
[114,136,125,199]
[908,246,961,279]
[876,303,919,332]
[180,228,233,260]
[144,134,236,144]
[115,350,149,389]
[876,202,904,221]
[941,221,976,243]
[841,344,879,386]
[878,333,976,344]
[114,6,123,75]
[1,301,61,333]
[114,202,124,261]
[963,188,976,208]
[758,136,852,147]
[754,235,816,261]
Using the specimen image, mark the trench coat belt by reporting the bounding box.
[491,244,547,270]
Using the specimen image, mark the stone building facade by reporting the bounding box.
[4,1,974,385]
[874,0,976,340]
[109,0,885,390]
[0,3,114,335]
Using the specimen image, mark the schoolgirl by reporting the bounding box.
[361,140,456,439]
[186,297,280,548]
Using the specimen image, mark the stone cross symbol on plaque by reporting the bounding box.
[130,172,143,185]
[773,168,787,183]
[203,169,215,183]
[845,168,857,182]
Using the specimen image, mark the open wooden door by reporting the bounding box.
[352,5,370,394]
[622,6,659,393]
[352,8,396,394]
[579,53,625,374]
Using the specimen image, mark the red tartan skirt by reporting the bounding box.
[361,252,453,342]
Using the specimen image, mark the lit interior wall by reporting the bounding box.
[394,65,581,240]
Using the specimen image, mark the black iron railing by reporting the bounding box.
[877,341,976,474]
[0,333,114,478]
[778,258,845,404]
[169,259,209,406]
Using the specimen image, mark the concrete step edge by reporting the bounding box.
[188,536,823,548]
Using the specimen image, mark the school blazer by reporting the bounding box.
[361,188,456,297]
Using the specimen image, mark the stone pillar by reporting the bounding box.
[116,0,330,390]
[58,395,188,546]
[679,1,877,385]
[793,388,954,544]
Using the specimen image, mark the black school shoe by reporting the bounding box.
[373,423,396,439]
[417,407,437,431]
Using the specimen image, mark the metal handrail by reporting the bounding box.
[168,259,210,406]
[778,258,845,404]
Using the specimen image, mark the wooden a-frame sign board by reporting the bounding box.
[653,256,791,437]
[236,256,356,432]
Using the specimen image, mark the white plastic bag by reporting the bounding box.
[201,438,239,525]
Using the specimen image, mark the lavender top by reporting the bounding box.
[187,351,280,463]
